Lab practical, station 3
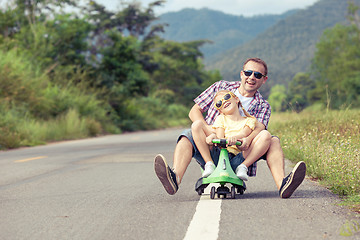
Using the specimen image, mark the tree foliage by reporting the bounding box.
[287,73,314,112]
[309,2,360,109]
[269,1,360,112]
[0,0,216,138]
[268,84,287,112]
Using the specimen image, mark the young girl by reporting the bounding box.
[191,90,271,180]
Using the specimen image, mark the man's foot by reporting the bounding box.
[279,161,306,198]
[236,164,249,181]
[154,154,178,195]
[202,162,215,177]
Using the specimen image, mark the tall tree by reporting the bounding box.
[288,73,315,112]
[268,84,287,112]
[310,24,360,108]
[309,2,360,108]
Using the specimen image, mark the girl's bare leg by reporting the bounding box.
[191,120,214,164]
[242,130,272,167]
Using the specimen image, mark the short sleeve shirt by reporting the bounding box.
[194,80,271,129]
[193,80,272,176]
[213,115,256,155]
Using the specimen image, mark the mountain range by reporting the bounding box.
[157,8,296,59]
[157,0,360,97]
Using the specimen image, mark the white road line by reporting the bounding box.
[183,183,221,240]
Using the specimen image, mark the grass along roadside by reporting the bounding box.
[0,108,104,149]
[268,109,360,213]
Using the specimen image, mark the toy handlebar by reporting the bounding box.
[212,139,242,146]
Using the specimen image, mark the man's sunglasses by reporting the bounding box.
[243,70,265,79]
[214,92,235,109]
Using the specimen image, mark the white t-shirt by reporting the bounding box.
[234,90,253,116]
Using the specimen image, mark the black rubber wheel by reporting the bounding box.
[231,186,236,199]
[210,186,216,199]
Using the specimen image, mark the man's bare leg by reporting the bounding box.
[266,137,306,198]
[154,132,195,195]
[266,137,285,190]
[172,137,193,185]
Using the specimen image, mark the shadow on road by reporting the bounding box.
[233,189,336,200]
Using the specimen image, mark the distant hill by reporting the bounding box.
[206,0,360,96]
[157,8,297,58]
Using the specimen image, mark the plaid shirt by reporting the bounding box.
[193,80,271,176]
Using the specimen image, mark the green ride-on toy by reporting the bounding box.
[195,139,246,199]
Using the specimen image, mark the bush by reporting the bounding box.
[19,109,103,144]
[119,96,189,131]
[0,49,116,148]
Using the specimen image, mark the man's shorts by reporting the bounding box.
[177,129,259,176]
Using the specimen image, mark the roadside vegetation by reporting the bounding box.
[269,109,360,213]
[0,0,218,149]
[265,2,360,214]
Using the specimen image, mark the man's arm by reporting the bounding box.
[189,104,207,124]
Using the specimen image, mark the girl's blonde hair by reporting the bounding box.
[214,90,254,118]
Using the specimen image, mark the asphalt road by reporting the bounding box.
[0,128,359,240]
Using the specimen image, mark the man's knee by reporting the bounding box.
[270,135,281,147]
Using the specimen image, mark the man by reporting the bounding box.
[154,57,306,198]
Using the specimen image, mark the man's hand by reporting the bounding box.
[237,137,250,151]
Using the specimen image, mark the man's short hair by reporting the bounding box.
[243,58,268,76]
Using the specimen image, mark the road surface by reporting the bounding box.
[0,128,359,239]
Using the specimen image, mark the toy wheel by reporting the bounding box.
[197,189,203,195]
[210,186,216,199]
[231,186,236,199]
[239,188,244,195]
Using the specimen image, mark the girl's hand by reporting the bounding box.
[237,137,250,151]
[227,136,238,146]
[206,133,216,145]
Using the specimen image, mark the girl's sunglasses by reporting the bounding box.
[214,92,235,109]
[243,70,265,79]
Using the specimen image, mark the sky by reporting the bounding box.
[94,0,320,17]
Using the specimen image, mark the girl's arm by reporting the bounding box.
[233,126,253,139]
[205,127,225,145]
[215,127,225,139]
[238,121,265,151]
[227,126,253,145]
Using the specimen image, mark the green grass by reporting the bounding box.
[269,109,360,213]
[21,109,96,142]
[0,108,104,149]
